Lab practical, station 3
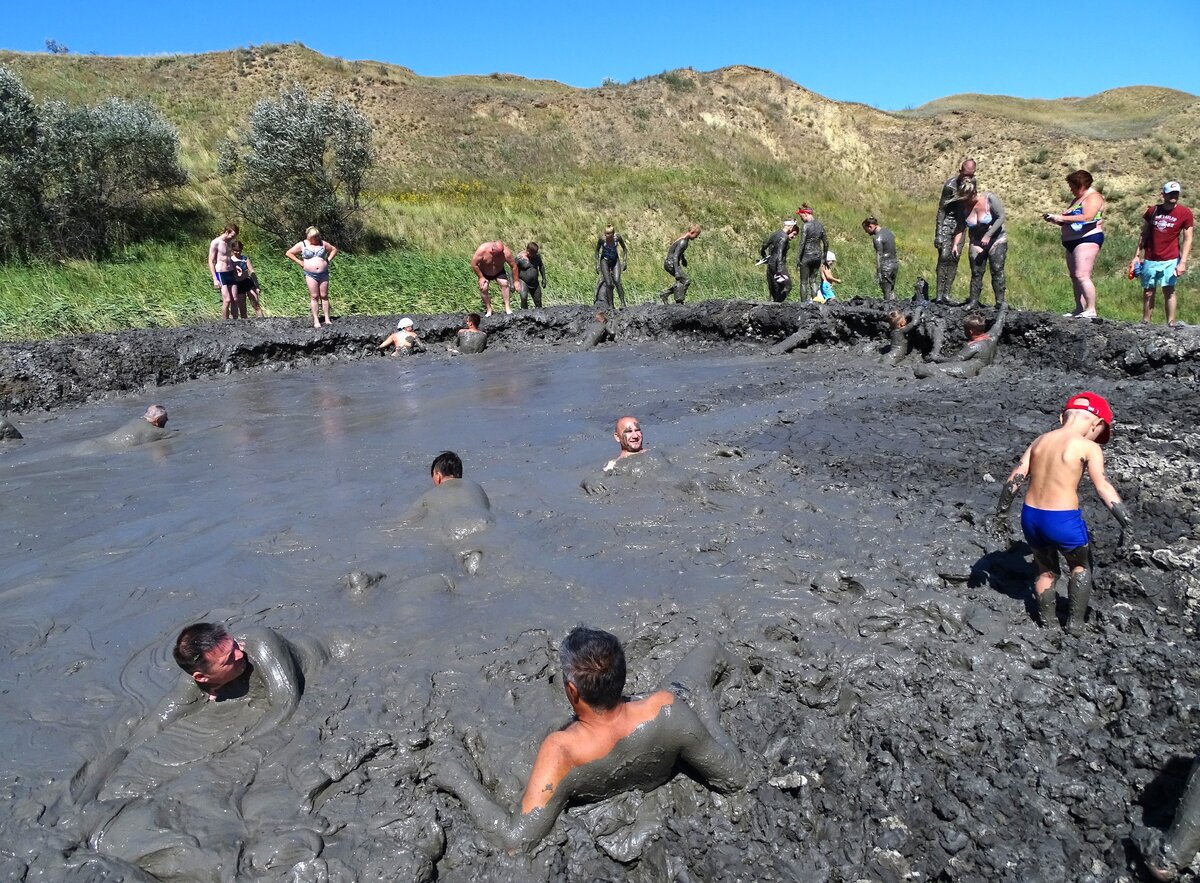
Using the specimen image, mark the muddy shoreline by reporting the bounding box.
[2,302,1199,882]
[3,301,1199,414]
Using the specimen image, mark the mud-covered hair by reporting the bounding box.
[431,450,463,480]
[1065,169,1093,191]
[174,622,229,674]
[963,313,987,336]
[143,404,168,426]
[526,242,539,255]
[887,310,906,329]
[559,626,626,710]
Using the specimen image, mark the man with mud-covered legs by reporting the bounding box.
[795,204,829,301]
[595,225,629,310]
[760,219,798,302]
[659,224,701,304]
[935,159,976,304]
[863,216,900,300]
[429,627,747,852]
[996,392,1130,634]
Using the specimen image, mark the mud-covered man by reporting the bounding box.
[885,303,946,367]
[935,158,976,304]
[430,627,747,852]
[659,224,701,304]
[450,313,488,355]
[913,305,1007,379]
[996,392,1130,634]
[760,219,798,302]
[400,450,494,543]
[581,415,646,494]
[863,216,900,300]
[795,204,829,300]
[470,240,519,317]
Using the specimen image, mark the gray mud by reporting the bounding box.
[1,303,1199,882]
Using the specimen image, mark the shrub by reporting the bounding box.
[1143,145,1163,162]
[219,83,374,249]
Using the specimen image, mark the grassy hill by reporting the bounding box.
[0,44,1197,338]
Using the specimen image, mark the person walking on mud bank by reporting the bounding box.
[1133,181,1193,327]
[516,242,547,310]
[814,251,840,303]
[863,216,900,300]
[286,226,338,328]
[659,225,701,304]
[760,219,797,302]
[208,224,240,321]
[954,180,1008,309]
[1043,169,1106,318]
[429,627,747,852]
[935,159,975,304]
[595,225,630,310]
[913,306,1007,379]
[995,392,1130,634]
[471,240,519,316]
[795,204,829,300]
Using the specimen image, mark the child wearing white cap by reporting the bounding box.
[813,251,841,303]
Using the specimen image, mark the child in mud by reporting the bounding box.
[912,305,1007,379]
[996,392,1131,634]
[378,317,425,355]
[231,241,265,318]
[884,304,946,366]
[813,251,840,303]
[428,627,746,852]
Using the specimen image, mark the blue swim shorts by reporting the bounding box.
[1140,259,1179,289]
[215,270,238,286]
[1021,504,1089,552]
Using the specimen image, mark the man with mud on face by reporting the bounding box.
[429,627,747,852]
[580,415,650,495]
[995,392,1131,635]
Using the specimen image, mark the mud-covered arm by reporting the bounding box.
[935,180,956,240]
[617,234,629,267]
[997,445,1032,513]
[671,700,747,793]
[594,237,603,267]
[239,627,303,740]
[537,255,547,287]
[1085,446,1128,527]
[987,302,1009,339]
[984,193,1005,243]
[580,468,612,496]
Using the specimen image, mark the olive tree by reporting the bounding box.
[219,84,374,248]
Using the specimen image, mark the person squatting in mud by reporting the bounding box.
[912,305,1007,379]
[659,224,701,304]
[863,216,900,299]
[934,158,976,304]
[759,219,798,302]
[795,204,829,300]
[429,627,747,852]
[953,178,1008,308]
[884,303,946,367]
[995,392,1131,634]
[516,242,547,310]
[594,225,630,311]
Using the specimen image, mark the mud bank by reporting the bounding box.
[2,301,1199,413]
[1,308,1199,882]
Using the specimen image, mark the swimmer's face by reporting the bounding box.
[614,419,643,453]
[194,636,248,690]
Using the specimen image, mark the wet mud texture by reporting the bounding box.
[1,303,1200,882]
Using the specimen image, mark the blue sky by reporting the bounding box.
[7,1,1198,109]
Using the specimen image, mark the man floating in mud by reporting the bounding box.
[63,622,328,808]
[581,415,652,494]
[84,405,172,451]
[399,450,494,545]
[995,392,1130,634]
[429,627,747,852]
[912,305,1007,379]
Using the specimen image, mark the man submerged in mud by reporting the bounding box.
[995,392,1130,634]
[430,627,747,852]
[399,450,494,551]
[580,415,655,494]
[912,305,1007,379]
[449,313,487,355]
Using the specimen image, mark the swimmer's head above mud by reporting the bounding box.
[143,405,168,428]
[559,626,626,711]
[431,450,463,485]
[174,622,248,693]
[888,310,908,330]
[614,416,644,457]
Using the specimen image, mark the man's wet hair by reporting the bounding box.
[963,313,987,336]
[887,310,907,329]
[1066,169,1094,191]
[526,242,539,256]
[431,450,463,480]
[174,622,229,674]
[466,313,481,327]
[862,216,879,230]
[559,626,626,710]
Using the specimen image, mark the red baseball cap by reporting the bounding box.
[1063,392,1113,444]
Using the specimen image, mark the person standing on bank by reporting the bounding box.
[1042,170,1106,319]
[760,219,798,302]
[1133,181,1193,327]
[659,225,701,304]
[594,226,630,310]
[795,204,829,301]
[286,226,337,328]
[934,159,976,305]
[863,216,900,300]
[953,179,1008,308]
[516,242,547,310]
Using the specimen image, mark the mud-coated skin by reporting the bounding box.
[886,305,947,366]
[760,228,793,302]
[454,329,488,354]
[770,305,849,355]
[935,174,969,302]
[430,641,747,852]
[400,477,494,544]
[0,415,21,439]
[1146,757,1200,876]
[797,218,829,300]
[516,253,546,310]
[871,227,900,299]
[913,305,1007,379]
[581,320,611,349]
[661,237,692,303]
[965,193,1008,308]
[594,234,629,310]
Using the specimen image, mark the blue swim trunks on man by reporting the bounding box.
[1021,504,1089,552]
[1140,258,1179,289]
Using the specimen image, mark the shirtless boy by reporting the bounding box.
[208,224,239,320]
[997,392,1131,634]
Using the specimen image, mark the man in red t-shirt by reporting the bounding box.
[1133,181,1193,327]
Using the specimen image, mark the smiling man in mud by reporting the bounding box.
[429,627,747,852]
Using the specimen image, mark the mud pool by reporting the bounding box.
[2,306,1200,882]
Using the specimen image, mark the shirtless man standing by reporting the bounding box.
[430,627,747,852]
[996,392,1131,634]
[208,224,239,321]
[471,241,519,316]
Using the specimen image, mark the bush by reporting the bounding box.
[0,66,187,261]
[219,84,374,249]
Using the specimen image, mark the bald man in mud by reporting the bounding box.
[429,627,747,852]
[471,240,519,317]
[580,415,652,494]
[996,392,1130,634]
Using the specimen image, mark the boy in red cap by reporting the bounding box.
[996,392,1130,634]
